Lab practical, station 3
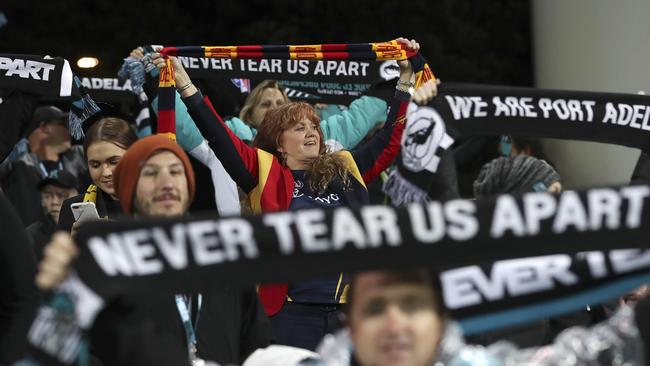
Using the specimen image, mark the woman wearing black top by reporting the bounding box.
[57,117,137,233]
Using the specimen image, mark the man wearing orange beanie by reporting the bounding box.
[36,135,273,365]
[113,135,195,216]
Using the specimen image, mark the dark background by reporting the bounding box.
[1,0,533,199]
[0,0,533,86]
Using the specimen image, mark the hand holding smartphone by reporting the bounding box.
[70,202,100,222]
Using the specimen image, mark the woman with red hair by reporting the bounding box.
[152,38,437,350]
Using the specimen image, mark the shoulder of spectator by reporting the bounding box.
[225,117,256,141]
[25,220,42,234]
[66,145,85,158]
[320,96,388,149]
[17,152,39,167]
[0,158,12,177]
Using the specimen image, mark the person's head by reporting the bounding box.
[473,155,562,198]
[253,102,325,169]
[113,135,195,217]
[37,170,78,223]
[83,117,138,198]
[499,135,549,161]
[27,105,71,154]
[239,80,290,128]
[347,269,447,366]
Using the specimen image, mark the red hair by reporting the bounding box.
[253,102,325,160]
[253,102,350,193]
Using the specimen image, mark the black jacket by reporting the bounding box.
[0,160,42,226]
[24,213,57,261]
[90,287,273,365]
[0,192,38,364]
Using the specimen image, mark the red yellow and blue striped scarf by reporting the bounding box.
[157,40,435,139]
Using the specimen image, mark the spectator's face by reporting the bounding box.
[43,120,71,150]
[41,184,77,223]
[278,118,321,169]
[251,88,286,128]
[349,272,444,366]
[87,141,127,198]
[133,151,190,217]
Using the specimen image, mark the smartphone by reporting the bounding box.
[70,202,100,222]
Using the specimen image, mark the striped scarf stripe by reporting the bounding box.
[82,184,97,203]
[158,40,435,139]
[162,40,417,59]
[157,58,177,141]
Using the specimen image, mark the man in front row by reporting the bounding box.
[38,135,272,365]
[308,268,649,366]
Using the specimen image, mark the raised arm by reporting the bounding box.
[152,54,260,193]
[352,90,409,184]
[128,49,239,215]
[320,96,388,151]
[138,47,258,145]
[352,38,437,183]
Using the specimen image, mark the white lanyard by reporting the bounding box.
[175,294,205,365]
[39,161,63,177]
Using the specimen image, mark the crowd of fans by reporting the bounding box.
[0,37,648,366]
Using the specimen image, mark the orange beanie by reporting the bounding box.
[113,135,195,214]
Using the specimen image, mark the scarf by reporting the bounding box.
[434,82,650,151]
[157,40,435,140]
[383,102,455,206]
[120,44,405,105]
[0,54,100,140]
[0,54,74,97]
[73,184,649,310]
[82,184,97,204]
[384,83,650,204]
[0,90,37,161]
[25,184,650,365]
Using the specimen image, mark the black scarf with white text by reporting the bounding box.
[26,185,650,364]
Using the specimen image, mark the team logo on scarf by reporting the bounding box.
[401,105,453,173]
[379,60,400,81]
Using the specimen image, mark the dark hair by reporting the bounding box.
[511,136,551,163]
[83,117,138,156]
[346,269,447,317]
